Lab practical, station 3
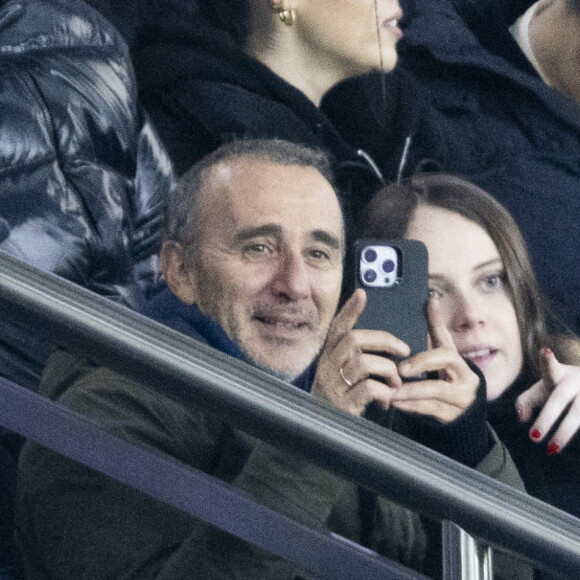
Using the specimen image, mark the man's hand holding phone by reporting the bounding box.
[311,289,410,417]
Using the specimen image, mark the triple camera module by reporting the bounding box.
[360,245,399,288]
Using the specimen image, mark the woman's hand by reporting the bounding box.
[390,299,480,423]
[311,289,411,417]
[516,348,580,454]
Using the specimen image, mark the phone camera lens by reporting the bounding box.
[363,248,377,263]
[363,269,377,283]
[382,259,395,274]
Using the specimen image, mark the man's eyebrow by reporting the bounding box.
[310,230,341,250]
[233,225,341,250]
[234,224,282,244]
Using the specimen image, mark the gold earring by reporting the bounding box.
[279,9,296,26]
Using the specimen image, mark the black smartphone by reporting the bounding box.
[352,239,429,360]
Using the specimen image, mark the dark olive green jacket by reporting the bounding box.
[16,351,530,579]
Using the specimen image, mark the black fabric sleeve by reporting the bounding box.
[368,361,491,468]
[405,361,491,467]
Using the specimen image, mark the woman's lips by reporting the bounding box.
[460,347,498,368]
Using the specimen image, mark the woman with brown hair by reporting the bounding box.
[362,172,580,519]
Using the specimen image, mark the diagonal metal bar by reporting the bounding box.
[0,376,424,580]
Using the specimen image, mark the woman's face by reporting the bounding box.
[296,0,403,78]
[405,205,524,401]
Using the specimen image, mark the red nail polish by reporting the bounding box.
[547,443,560,456]
[531,429,541,440]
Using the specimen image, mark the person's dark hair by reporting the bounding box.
[567,0,580,15]
[361,172,548,380]
[166,138,339,252]
[196,0,251,45]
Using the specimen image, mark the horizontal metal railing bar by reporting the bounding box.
[1,252,580,577]
[0,376,424,580]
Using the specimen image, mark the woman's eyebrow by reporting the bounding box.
[473,257,503,272]
[427,257,503,282]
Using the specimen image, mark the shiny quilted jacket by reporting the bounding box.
[0,0,174,387]
[0,0,174,306]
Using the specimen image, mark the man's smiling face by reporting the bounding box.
[180,157,344,380]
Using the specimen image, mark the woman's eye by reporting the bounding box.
[428,288,443,299]
[480,272,505,292]
[485,274,502,288]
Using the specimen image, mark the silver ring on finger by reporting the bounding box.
[339,366,354,388]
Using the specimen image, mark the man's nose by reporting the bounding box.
[272,251,310,300]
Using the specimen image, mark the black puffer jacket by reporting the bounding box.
[0,0,174,386]
[88,0,386,223]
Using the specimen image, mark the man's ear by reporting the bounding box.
[160,241,197,305]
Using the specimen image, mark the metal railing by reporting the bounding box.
[0,375,425,580]
[1,251,580,578]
